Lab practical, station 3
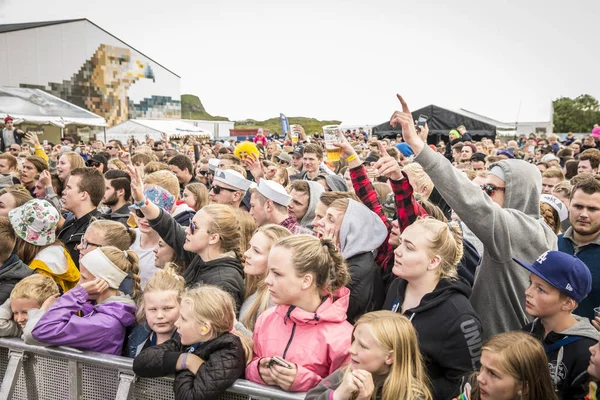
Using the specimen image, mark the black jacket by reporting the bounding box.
[148,209,245,311]
[133,333,245,400]
[99,203,131,225]
[0,254,34,304]
[57,209,101,268]
[523,317,599,400]
[0,128,23,152]
[383,278,483,400]
[346,252,384,324]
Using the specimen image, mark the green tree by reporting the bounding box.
[553,94,600,133]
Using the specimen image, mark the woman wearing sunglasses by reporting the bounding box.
[128,166,245,311]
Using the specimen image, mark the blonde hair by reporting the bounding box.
[99,247,141,301]
[402,163,433,198]
[233,208,256,256]
[411,218,463,280]
[202,204,243,261]
[87,219,136,250]
[273,235,350,295]
[540,202,560,234]
[61,151,85,171]
[225,164,247,178]
[373,182,392,205]
[242,225,292,331]
[144,170,180,200]
[469,332,558,400]
[10,274,59,305]
[184,183,209,212]
[542,168,565,180]
[182,285,253,364]
[107,159,127,171]
[348,311,432,400]
[143,161,169,175]
[0,185,33,208]
[136,265,185,323]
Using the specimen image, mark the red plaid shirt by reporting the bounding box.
[279,215,314,235]
[350,165,427,270]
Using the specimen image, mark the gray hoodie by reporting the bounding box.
[416,146,557,339]
[339,199,387,259]
[300,181,325,230]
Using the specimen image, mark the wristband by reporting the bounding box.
[346,154,358,162]
[134,197,147,208]
[180,353,188,370]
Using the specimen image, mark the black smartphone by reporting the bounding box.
[416,114,428,131]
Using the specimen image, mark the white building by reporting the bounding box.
[181,119,235,139]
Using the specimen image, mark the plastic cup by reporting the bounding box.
[323,125,341,162]
[290,125,300,144]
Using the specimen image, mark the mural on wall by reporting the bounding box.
[20,44,181,126]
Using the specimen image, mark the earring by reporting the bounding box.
[202,326,208,333]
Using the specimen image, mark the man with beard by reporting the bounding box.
[100,170,131,224]
[558,174,600,320]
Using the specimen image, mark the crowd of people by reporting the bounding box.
[0,94,599,399]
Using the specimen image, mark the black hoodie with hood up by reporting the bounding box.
[383,277,483,400]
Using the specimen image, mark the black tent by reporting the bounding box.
[372,104,497,144]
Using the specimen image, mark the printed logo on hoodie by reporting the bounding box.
[460,318,483,371]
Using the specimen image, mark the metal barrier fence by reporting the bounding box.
[0,338,306,400]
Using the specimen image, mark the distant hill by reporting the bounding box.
[181,94,230,121]
[181,94,341,133]
[235,117,342,135]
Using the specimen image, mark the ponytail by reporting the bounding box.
[273,235,350,295]
[411,218,463,280]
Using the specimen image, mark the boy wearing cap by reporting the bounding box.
[1,116,24,153]
[516,250,598,400]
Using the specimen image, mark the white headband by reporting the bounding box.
[80,248,128,289]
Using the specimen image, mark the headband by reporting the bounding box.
[80,248,128,289]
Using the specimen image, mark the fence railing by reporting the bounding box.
[0,337,306,400]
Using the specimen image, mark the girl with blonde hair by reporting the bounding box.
[182,182,209,212]
[127,265,185,357]
[382,217,483,399]
[460,331,558,400]
[307,311,432,400]
[56,151,85,182]
[130,166,245,310]
[0,185,32,217]
[246,235,353,392]
[133,285,251,400]
[233,207,256,256]
[239,224,291,332]
[31,246,140,355]
[107,158,127,171]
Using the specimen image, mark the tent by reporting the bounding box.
[372,105,497,143]
[0,87,107,128]
[106,119,213,142]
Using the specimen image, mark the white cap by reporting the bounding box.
[541,153,560,163]
[213,168,253,191]
[208,158,220,172]
[256,179,292,206]
[540,194,569,222]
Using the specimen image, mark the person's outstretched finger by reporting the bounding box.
[397,94,411,114]
[377,141,389,157]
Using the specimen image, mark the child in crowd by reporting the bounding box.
[382,217,482,399]
[239,224,291,332]
[133,285,251,400]
[459,331,558,400]
[0,274,59,340]
[515,250,597,399]
[307,311,432,400]
[31,247,140,355]
[588,341,600,399]
[8,199,80,292]
[0,217,34,304]
[127,265,185,358]
[246,235,353,392]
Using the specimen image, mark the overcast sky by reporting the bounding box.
[1,0,598,125]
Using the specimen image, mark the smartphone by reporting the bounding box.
[269,356,291,369]
[416,114,428,131]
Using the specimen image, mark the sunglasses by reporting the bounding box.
[80,237,102,250]
[189,220,211,235]
[210,185,238,195]
[197,171,208,176]
[133,208,145,218]
[9,148,19,152]
[481,184,506,196]
[87,161,101,168]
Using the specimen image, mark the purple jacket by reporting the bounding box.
[31,285,136,355]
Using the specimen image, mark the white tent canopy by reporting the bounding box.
[106,119,213,142]
[0,87,107,127]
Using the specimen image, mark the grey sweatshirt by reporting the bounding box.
[300,181,325,230]
[415,145,557,339]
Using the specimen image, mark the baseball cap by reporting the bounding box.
[513,251,591,303]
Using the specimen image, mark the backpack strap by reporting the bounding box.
[544,336,583,354]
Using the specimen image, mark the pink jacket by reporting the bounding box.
[254,135,267,146]
[246,287,353,392]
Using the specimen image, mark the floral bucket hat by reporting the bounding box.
[8,199,59,246]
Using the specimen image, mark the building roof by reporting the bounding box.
[0,18,180,77]
[107,119,212,140]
